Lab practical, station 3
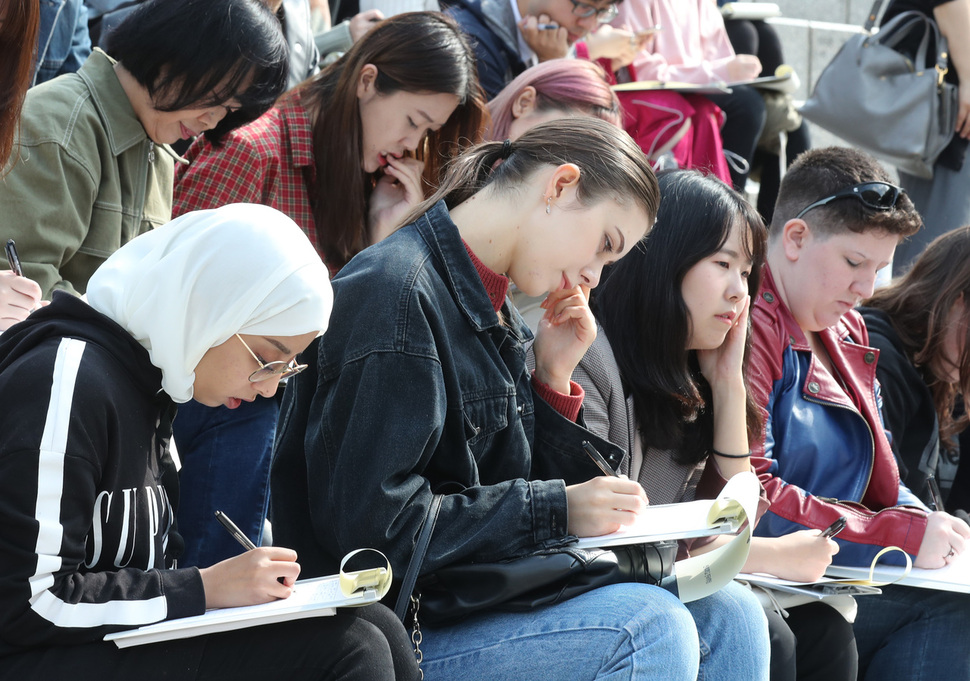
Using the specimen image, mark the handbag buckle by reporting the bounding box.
[937,63,948,87]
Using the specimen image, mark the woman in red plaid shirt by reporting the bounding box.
[175,11,488,274]
[169,11,488,574]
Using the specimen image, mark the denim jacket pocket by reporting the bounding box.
[461,393,512,451]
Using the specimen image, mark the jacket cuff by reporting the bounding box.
[532,372,584,422]
[528,479,570,545]
[161,567,207,620]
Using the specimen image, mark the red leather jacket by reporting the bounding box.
[748,265,928,565]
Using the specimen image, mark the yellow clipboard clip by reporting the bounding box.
[338,548,394,601]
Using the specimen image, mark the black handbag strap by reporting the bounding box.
[864,0,886,32]
[394,494,443,620]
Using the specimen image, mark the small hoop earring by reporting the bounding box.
[545,197,552,215]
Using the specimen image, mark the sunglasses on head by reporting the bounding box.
[794,182,904,221]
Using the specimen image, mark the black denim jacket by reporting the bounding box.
[271,200,623,580]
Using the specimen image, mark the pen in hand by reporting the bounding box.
[927,474,945,512]
[819,516,847,539]
[215,510,257,551]
[583,441,619,477]
[5,240,24,277]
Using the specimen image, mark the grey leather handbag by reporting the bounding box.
[800,0,958,179]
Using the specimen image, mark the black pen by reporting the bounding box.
[820,516,847,539]
[927,474,945,511]
[215,510,257,551]
[5,240,23,277]
[583,441,619,477]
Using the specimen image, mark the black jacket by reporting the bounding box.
[0,293,203,657]
[858,306,944,506]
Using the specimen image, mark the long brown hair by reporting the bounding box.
[0,0,40,172]
[865,225,970,443]
[292,12,487,270]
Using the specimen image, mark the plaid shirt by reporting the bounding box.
[174,94,324,265]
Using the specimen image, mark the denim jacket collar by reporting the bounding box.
[415,200,509,333]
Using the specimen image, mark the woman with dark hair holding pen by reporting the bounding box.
[0,204,418,681]
[0,0,289,299]
[576,170,856,681]
[171,11,488,570]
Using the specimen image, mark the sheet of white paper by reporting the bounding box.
[826,551,970,593]
[105,575,375,648]
[572,498,738,549]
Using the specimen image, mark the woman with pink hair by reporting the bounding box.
[486,59,621,141]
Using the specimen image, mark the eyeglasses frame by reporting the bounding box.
[568,0,618,23]
[235,334,307,383]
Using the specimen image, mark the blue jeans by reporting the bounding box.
[173,397,278,568]
[418,581,768,680]
[853,585,970,681]
[685,581,770,681]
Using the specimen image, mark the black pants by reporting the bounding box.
[704,85,767,192]
[0,604,418,681]
[767,601,859,681]
[721,18,811,220]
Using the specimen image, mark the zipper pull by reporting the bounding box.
[148,140,155,163]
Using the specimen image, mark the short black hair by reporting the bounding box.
[104,0,288,144]
[770,147,921,239]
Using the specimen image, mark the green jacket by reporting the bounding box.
[1,49,175,297]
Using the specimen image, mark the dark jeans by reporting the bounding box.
[174,397,279,568]
[0,605,418,681]
[721,17,811,221]
[853,585,970,680]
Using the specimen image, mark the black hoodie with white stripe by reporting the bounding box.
[0,293,204,657]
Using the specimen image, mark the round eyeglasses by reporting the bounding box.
[794,182,904,221]
[235,334,307,383]
[568,0,619,23]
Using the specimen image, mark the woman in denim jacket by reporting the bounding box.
[272,119,770,680]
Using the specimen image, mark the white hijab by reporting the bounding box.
[87,204,333,403]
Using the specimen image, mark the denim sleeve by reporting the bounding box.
[307,350,575,575]
[445,5,515,99]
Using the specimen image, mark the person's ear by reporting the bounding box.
[542,163,582,207]
[781,218,811,262]
[356,64,379,100]
[511,86,538,120]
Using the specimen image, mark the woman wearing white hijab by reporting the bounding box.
[0,204,417,680]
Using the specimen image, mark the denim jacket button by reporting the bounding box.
[807,381,820,394]
[864,351,876,364]
[516,404,523,414]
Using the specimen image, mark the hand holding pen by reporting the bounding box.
[197,510,301,608]
[0,239,44,332]
[563,442,647,537]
